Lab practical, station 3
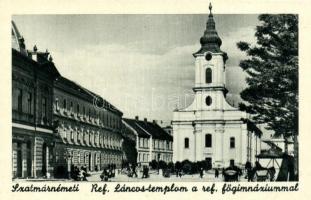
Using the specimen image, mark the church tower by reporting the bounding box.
[172,4,261,168]
[192,3,230,112]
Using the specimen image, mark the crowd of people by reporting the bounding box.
[100,164,117,181]
[70,165,88,181]
[123,163,150,179]
[68,161,277,182]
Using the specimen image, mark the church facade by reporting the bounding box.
[172,6,261,168]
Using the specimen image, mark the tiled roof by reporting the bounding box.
[123,118,173,141]
[55,76,122,115]
[123,118,150,138]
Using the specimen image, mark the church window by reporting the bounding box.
[230,137,235,148]
[205,96,212,106]
[184,138,189,149]
[206,68,212,83]
[205,134,212,147]
[205,53,212,61]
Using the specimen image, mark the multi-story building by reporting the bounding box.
[123,117,173,165]
[53,76,123,177]
[12,21,60,178]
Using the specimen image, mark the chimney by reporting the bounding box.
[135,116,139,121]
[144,118,147,123]
[152,120,157,125]
[31,45,38,61]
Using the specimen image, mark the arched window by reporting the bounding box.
[63,98,67,109]
[206,68,212,83]
[205,134,212,147]
[184,138,189,149]
[230,137,235,148]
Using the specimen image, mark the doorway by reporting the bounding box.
[88,153,92,171]
[26,141,32,177]
[42,143,47,176]
[205,157,212,170]
[16,142,22,178]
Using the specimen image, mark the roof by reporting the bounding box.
[123,118,150,138]
[12,21,60,79]
[193,4,227,60]
[12,49,60,79]
[123,118,173,141]
[55,76,122,115]
[256,143,284,159]
[262,140,283,152]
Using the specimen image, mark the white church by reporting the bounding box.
[172,4,261,168]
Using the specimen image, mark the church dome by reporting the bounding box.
[199,14,222,47]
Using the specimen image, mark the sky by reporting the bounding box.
[12,14,260,124]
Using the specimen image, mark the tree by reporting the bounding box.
[121,136,137,165]
[237,14,298,179]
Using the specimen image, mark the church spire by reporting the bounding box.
[193,3,224,57]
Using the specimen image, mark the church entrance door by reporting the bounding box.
[205,157,212,170]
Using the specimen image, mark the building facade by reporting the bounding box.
[53,76,123,177]
[123,117,173,165]
[172,6,260,168]
[12,21,60,178]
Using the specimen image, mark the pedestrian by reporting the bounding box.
[100,168,109,181]
[132,163,138,178]
[142,166,147,178]
[199,167,204,178]
[215,168,219,178]
[247,168,253,182]
[80,167,87,181]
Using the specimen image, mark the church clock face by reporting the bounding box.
[205,53,212,61]
[205,96,212,106]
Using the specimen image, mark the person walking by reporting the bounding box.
[215,168,219,178]
[132,163,138,178]
[199,167,204,179]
